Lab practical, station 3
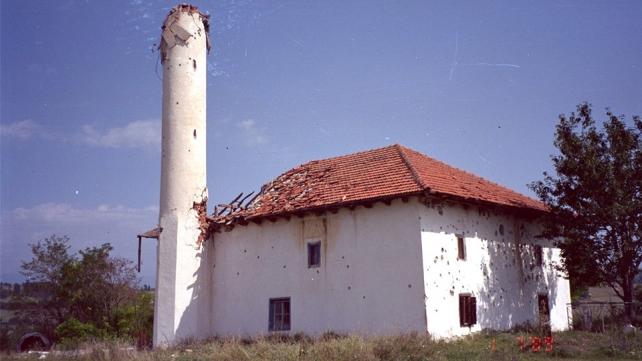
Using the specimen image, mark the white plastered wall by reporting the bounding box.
[418,202,571,338]
[154,7,210,347]
[207,199,427,337]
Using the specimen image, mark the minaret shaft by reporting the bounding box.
[155,4,210,347]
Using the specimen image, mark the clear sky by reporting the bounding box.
[1,0,641,284]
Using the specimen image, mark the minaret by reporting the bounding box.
[155,4,210,347]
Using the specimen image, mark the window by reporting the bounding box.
[538,294,551,334]
[534,245,543,266]
[538,294,550,320]
[457,235,466,260]
[269,298,290,331]
[459,294,477,327]
[308,241,321,268]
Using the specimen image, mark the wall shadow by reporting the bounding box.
[476,215,559,332]
[174,240,212,342]
[420,201,560,334]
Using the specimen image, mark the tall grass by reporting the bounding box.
[5,330,642,361]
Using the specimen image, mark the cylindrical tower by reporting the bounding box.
[155,4,210,347]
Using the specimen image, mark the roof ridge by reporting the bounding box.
[394,144,429,192]
[399,145,544,206]
[221,144,547,225]
[292,144,399,169]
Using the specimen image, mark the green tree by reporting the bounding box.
[19,235,145,343]
[67,244,138,333]
[20,235,75,336]
[530,103,642,316]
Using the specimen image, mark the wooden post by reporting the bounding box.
[137,236,142,273]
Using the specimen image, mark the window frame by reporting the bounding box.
[268,297,291,332]
[459,293,477,327]
[456,235,466,261]
[307,241,321,268]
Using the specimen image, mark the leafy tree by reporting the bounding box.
[20,235,75,336]
[66,244,138,332]
[19,235,147,343]
[530,103,641,317]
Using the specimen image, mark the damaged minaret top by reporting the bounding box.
[155,3,210,347]
[160,4,211,63]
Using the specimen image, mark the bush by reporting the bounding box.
[54,318,103,348]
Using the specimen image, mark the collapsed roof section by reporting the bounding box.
[209,144,547,229]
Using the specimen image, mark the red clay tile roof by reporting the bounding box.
[237,144,546,219]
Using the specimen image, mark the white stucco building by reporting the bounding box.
[145,4,571,347]
[203,145,571,339]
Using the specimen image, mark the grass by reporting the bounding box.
[4,330,642,360]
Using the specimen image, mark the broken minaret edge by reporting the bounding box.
[155,4,210,348]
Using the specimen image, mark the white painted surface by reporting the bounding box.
[155,7,209,347]
[208,200,427,337]
[203,198,570,339]
[157,193,570,341]
[417,202,571,338]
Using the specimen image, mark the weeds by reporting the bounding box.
[5,330,642,360]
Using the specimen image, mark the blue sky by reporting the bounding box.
[1,0,641,284]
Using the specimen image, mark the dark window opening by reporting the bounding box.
[269,298,290,331]
[459,294,477,327]
[308,242,321,268]
[534,245,543,266]
[457,235,466,260]
[538,294,551,335]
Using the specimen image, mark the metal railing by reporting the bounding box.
[567,302,642,332]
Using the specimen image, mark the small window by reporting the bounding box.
[534,245,543,266]
[269,298,290,331]
[538,294,550,319]
[308,241,321,268]
[457,235,466,260]
[459,294,477,327]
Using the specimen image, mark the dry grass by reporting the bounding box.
[4,330,642,360]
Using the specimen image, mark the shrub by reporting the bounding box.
[54,318,103,348]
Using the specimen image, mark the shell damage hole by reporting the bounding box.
[193,59,197,70]
[193,129,197,139]
[192,195,209,245]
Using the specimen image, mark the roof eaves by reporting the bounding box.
[427,191,549,216]
[210,190,424,227]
